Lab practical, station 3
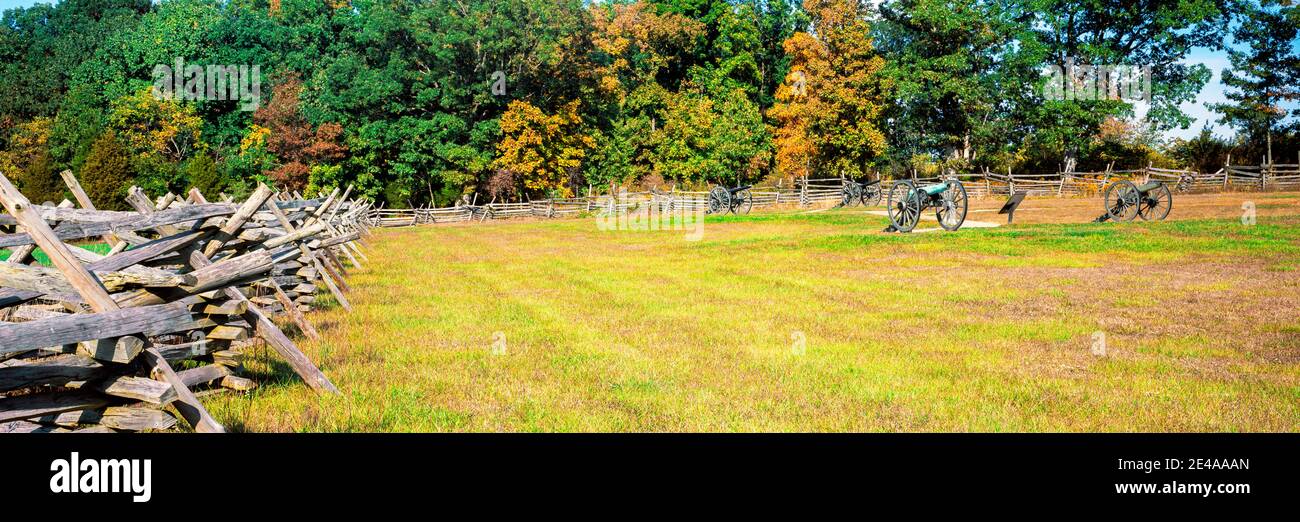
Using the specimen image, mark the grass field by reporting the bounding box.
[207,193,1300,432]
[0,243,112,264]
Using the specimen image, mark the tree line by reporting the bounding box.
[0,0,1296,209]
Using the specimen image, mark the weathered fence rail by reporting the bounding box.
[0,171,371,433]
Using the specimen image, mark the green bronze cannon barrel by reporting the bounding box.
[1136,181,1164,194]
[886,179,967,233]
[920,183,949,196]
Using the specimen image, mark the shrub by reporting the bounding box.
[17,151,65,204]
[80,132,134,210]
[185,152,223,196]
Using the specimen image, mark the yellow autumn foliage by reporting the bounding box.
[769,0,889,179]
[241,124,271,153]
[590,2,705,104]
[0,117,52,176]
[494,100,594,197]
[108,88,205,162]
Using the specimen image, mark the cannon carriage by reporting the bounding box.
[1094,180,1172,222]
[840,177,883,207]
[885,179,969,233]
[707,185,754,215]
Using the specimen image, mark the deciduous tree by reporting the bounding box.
[255,75,346,190]
[493,100,594,197]
[1211,0,1300,162]
[770,0,889,179]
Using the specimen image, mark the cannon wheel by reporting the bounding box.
[707,186,730,215]
[887,180,922,233]
[1103,180,1141,222]
[841,182,862,207]
[735,188,753,215]
[1137,182,1172,221]
[861,182,882,206]
[935,179,968,231]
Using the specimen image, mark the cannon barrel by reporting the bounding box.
[920,183,949,196]
[1135,181,1164,194]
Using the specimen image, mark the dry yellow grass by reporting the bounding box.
[204,194,1300,432]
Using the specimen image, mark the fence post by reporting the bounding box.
[1224,154,1231,189]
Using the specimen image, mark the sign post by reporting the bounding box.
[998,192,1027,224]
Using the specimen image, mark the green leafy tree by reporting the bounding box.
[1,0,1269,202]
[219,123,275,198]
[1169,127,1235,173]
[651,75,770,185]
[1211,0,1300,162]
[297,0,594,205]
[585,115,648,188]
[306,164,343,197]
[1020,0,1229,169]
[49,84,112,173]
[876,0,1038,173]
[0,0,150,124]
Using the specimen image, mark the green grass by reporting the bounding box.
[205,209,1300,432]
[0,243,112,265]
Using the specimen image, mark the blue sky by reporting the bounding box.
[1170,47,1235,139]
[1,0,1291,141]
[0,0,42,12]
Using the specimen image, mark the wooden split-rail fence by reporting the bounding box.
[367,162,1299,229]
[367,178,828,227]
[0,170,372,433]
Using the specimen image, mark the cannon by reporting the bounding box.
[1093,180,1172,222]
[707,184,754,215]
[885,179,968,233]
[840,177,883,207]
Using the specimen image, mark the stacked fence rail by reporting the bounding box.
[0,172,371,433]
